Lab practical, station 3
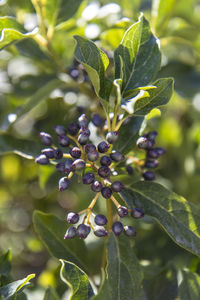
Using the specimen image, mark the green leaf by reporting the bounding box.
[0,134,41,159]
[74,36,112,103]
[114,116,144,154]
[0,274,35,300]
[60,260,94,300]
[0,250,11,277]
[43,287,60,300]
[122,78,174,116]
[178,269,200,300]
[44,0,61,27]
[33,211,87,270]
[114,14,161,93]
[152,0,177,35]
[121,182,200,256]
[93,234,143,300]
[0,17,36,51]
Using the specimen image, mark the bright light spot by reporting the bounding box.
[85,24,100,39]
[193,93,200,111]
[97,3,120,18]
[82,2,100,21]
[8,113,17,123]
[0,0,7,5]
[64,92,77,104]
[50,89,64,99]
[24,13,38,31]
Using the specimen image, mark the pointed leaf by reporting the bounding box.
[131,78,174,115]
[114,15,161,93]
[74,36,112,103]
[0,274,35,300]
[178,269,200,300]
[60,260,95,300]
[57,0,83,24]
[33,211,87,270]
[93,234,143,300]
[121,182,200,256]
[0,17,36,51]
[0,250,11,277]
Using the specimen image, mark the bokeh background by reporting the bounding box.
[0,0,200,298]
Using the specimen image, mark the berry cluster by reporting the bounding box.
[136,131,166,181]
[35,113,165,240]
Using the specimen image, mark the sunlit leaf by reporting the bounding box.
[74,36,112,104]
[114,14,161,93]
[0,17,36,51]
[0,274,35,300]
[60,260,95,299]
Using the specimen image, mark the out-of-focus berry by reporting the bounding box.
[112,221,123,236]
[106,131,119,144]
[35,154,49,165]
[94,214,107,225]
[66,212,80,224]
[59,177,70,191]
[91,181,102,192]
[101,187,112,198]
[40,132,53,146]
[97,141,110,153]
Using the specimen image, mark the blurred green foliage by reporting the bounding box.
[0,0,200,299]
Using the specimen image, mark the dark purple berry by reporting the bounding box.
[40,132,53,146]
[87,150,99,162]
[98,166,111,178]
[66,212,80,224]
[77,224,91,239]
[35,154,49,165]
[82,173,95,184]
[136,136,148,149]
[78,132,89,145]
[54,148,63,159]
[91,114,104,127]
[91,181,102,192]
[68,122,78,136]
[58,135,70,147]
[106,131,119,144]
[78,114,88,128]
[155,147,166,156]
[59,177,70,191]
[111,181,124,192]
[85,144,96,153]
[146,131,158,141]
[94,214,108,225]
[145,159,159,168]
[124,226,136,237]
[69,68,79,80]
[56,162,65,173]
[97,141,110,153]
[112,221,123,236]
[70,147,81,158]
[71,159,85,171]
[110,151,125,162]
[100,155,112,166]
[126,165,134,175]
[101,187,112,199]
[142,171,155,181]
[64,227,77,239]
[117,206,128,217]
[42,148,55,159]
[79,127,90,135]
[94,226,108,237]
[54,125,67,136]
[147,149,159,159]
[131,208,144,219]
[65,159,73,173]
